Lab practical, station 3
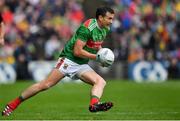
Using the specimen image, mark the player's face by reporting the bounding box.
[100,12,114,27]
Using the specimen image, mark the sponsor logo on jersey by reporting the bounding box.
[86,40,103,49]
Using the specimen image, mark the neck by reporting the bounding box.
[96,19,103,28]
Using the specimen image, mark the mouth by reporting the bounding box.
[106,24,111,26]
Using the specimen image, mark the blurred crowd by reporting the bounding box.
[109,0,180,78]
[0,0,179,79]
[99,0,180,79]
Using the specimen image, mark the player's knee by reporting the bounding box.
[101,79,106,87]
[96,78,106,87]
[42,83,51,90]
[38,82,51,91]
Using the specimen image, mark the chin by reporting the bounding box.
[105,25,110,28]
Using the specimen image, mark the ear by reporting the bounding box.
[98,15,103,21]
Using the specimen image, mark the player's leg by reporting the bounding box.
[78,70,113,112]
[80,70,106,98]
[2,68,65,116]
[21,69,64,99]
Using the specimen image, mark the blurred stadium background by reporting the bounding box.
[0,0,180,120]
[0,0,180,83]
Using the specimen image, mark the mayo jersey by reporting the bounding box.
[59,18,110,64]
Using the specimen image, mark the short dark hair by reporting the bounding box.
[96,6,114,19]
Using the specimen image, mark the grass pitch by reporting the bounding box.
[0,80,180,120]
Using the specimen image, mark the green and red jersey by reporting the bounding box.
[59,18,110,64]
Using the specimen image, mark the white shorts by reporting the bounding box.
[54,58,93,79]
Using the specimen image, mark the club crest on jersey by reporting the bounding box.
[63,63,68,69]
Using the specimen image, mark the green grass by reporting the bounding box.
[0,80,180,120]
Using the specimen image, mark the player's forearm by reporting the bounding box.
[74,49,96,60]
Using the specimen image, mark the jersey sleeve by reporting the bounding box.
[76,25,90,42]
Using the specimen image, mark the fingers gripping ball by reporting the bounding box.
[96,48,115,67]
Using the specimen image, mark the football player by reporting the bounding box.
[2,6,115,116]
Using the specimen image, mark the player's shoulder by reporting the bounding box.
[83,18,97,31]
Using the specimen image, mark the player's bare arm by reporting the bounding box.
[74,39,96,60]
